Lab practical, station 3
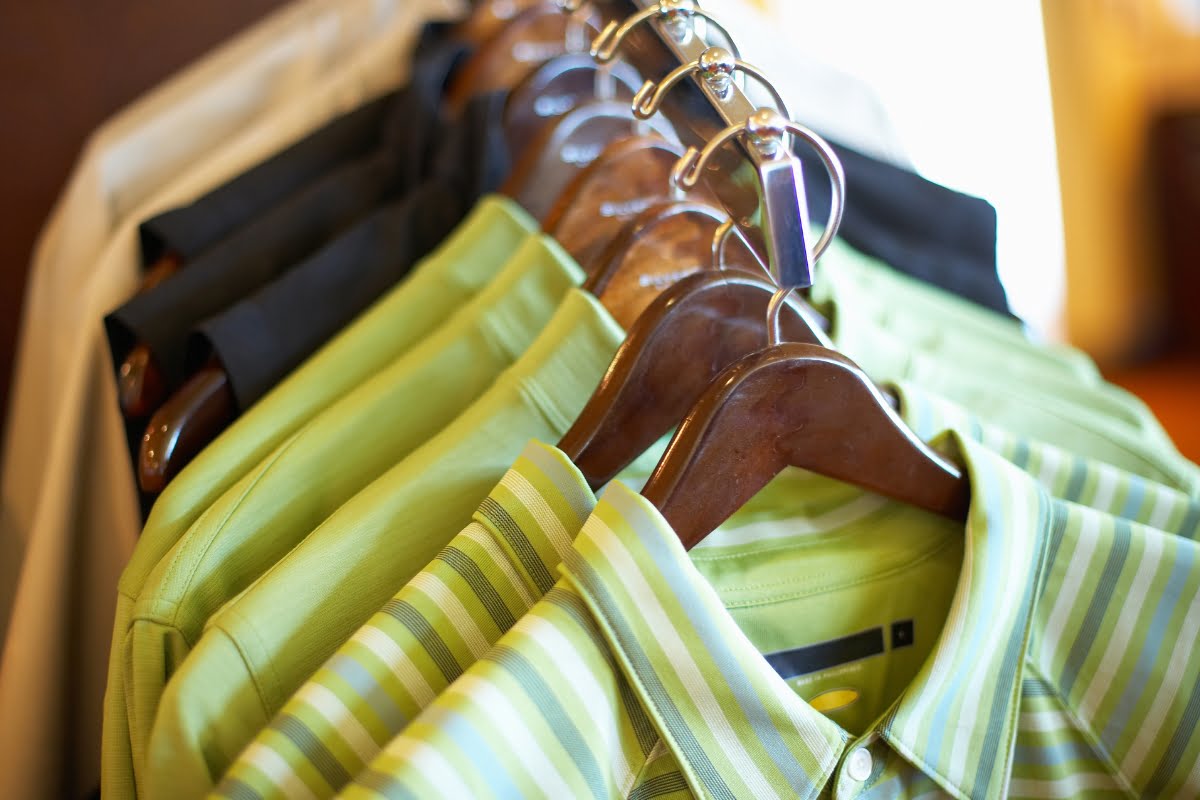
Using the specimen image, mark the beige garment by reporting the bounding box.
[0,0,459,796]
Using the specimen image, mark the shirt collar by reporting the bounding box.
[475,440,599,598]
[561,431,1052,800]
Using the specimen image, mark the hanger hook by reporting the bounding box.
[591,1,740,64]
[631,46,783,121]
[674,108,845,265]
[710,219,737,272]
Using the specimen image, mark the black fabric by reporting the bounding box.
[106,24,471,390]
[192,90,511,411]
[137,91,396,264]
[795,139,1011,317]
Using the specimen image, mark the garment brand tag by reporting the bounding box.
[766,627,884,680]
[767,619,916,681]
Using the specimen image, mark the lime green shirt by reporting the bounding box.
[341,439,1200,799]
[213,390,1200,800]
[151,279,1193,797]
[112,231,580,796]
[813,237,1102,384]
[145,290,627,798]
[813,240,1195,492]
[102,195,534,800]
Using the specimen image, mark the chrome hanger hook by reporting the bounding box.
[673,108,845,265]
[710,218,737,272]
[591,1,740,64]
[766,286,792,346]
[631,47,781,120]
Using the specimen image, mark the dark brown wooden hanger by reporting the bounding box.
[117,252,181,418]
[543,135,691,270]
[640,340,972,550]
[502,52,643,164]
[445,2,603,115]
[582,200,736,329]
[501,99,677,221]
[138,356,234,493]
[451,0,544,46]
[559,269,832,489]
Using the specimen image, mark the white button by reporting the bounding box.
[846,748,873,782]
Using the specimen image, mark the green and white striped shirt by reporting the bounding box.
[213,383,1200,800]
[340,435,1200,799]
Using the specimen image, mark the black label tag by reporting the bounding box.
[765,627,885,680]
[766,620,917,681]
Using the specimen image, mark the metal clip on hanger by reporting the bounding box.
[591,0,740,64]
[559,77,846,488]
[638,118,971,549]
[673,105,846,295]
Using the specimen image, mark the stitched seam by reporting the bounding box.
[1021,658,1139,798]
[154,434,302,625]
[712,534,962,608]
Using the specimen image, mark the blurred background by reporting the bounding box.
[0,0,1197,460]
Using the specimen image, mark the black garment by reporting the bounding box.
[190,90,511,411]
[795,139,1011,317]
[138,91,397,264]
[106,24,471,389]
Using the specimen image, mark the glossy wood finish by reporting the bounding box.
[584,201,735,329]
[559,270,831,489]
[503,99,677,221]
[544,135,689,270]
[117,253,181,418]
[118,346,167,420]
[503,52,642,165]
[138,360,234,493]
[452,0,542,45]
[641,343,972,550]
[445,3,602,113]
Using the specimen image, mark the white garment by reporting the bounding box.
[0,0,459,796]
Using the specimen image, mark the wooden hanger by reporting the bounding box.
[132,5,625,495]
[559,269,831,490]
[543,135,690,269]
[117,252,182,418]
[583,200,737,329]
[138,356,234,493]
[640,337,972,550]
[445,2,603,114]
[502,52,643,164]
[451,0,544,46]
[501,99,677,221]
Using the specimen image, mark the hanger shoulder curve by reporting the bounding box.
[138,361,235,494]
[560,269,829,489]
[641,343,971,549]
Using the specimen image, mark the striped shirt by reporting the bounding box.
[213,385,1200,799]
[340,437,1200,799]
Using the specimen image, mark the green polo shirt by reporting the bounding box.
[113,231,581,796]
[812,237,1102,384]
[213,387,1200,800]
[102,195,535,800]
[340,439,1200,800]
[144,290,627,799]
[145,277,1195,797]
[812,238,1174,449]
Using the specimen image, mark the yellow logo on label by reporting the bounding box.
[809,688,860,714]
